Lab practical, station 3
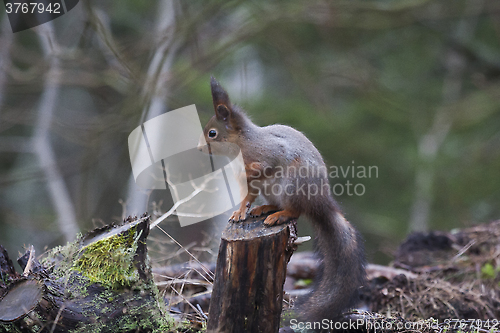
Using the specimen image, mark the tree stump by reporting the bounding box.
[207,214,298,333]
[0,214,173,333]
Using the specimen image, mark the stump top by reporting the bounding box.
[222,216,297,241]
[0,279,42,322]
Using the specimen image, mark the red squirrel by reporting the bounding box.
[200,77,366,323]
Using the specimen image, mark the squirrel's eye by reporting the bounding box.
[208,129,218,139]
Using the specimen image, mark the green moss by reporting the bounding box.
[0,323,21,332]
[73,228,142,289]
[68,271,90,298]
[42,228,143,290]
[481,262,499,280]
[67,286,175,333]
[42,233,84,288]
[37,224,178,332]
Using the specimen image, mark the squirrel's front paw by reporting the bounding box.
[229,209,247,222]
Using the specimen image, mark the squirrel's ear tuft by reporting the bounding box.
[210,77,232,120]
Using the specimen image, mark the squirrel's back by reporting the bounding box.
[262,124,366,323]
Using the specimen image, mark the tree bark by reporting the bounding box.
[207,215,297,333]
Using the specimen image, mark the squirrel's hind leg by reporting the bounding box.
[249,205,279,218]
[263,209,300,226]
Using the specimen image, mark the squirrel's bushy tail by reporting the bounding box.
[297,196,366,323]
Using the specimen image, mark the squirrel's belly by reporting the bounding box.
[254,177,288,206]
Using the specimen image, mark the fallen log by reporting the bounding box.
[0,214,173,333]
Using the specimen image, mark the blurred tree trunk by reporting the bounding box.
[0,16,13,116]
[125,0,181,217]
[32,23,79,241]
[409,0,483,232]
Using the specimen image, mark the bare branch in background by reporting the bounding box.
[32,23,79,241]
[409,0,484,232]
[0,16,14,118]
[83,4,135,82]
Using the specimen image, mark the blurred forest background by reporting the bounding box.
[0,0,499,266]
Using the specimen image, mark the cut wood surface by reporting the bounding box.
[0,279,42,322]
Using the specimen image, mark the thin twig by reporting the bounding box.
[452,239,476,262]
[155,225,214,280]
[150,187,203,229]
[86,6,135,81]
[167,283,206,322]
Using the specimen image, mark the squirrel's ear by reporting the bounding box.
[211,77,231,121]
